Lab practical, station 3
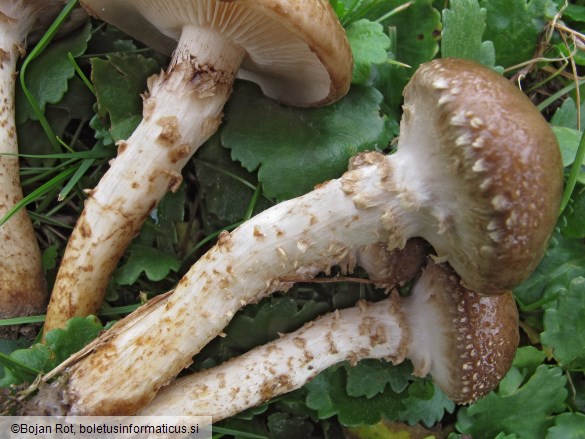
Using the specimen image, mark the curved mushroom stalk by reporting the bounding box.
[138,260,519,419]
[29,58,560,415]
[43,0,353,335]
[0,1,67,336]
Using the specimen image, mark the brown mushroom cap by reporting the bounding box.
[403,259,519,404]
[79,0,352,106]
[398,58,563,293]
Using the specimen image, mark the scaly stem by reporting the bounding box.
[139,258,518,418]
[139,297,406,419]
[32,152,416,415]
[43,25,245,335]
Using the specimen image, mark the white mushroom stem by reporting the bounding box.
[34,153,414,415]
[139,297,407,419]
[0,1,62,332]
[138,259,518,419]
[43,25,246,334]
[32,149,515,415]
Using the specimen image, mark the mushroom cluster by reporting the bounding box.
[42,0,353,336]
[138,258,519,418]
[27,57,562,416]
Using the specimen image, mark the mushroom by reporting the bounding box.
[0,1,68,336]
[42,0,353,335]
[29,58,561,415]
[138,259,519,418]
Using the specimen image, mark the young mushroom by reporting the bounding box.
[42,0,353,335]
[137,259,519,419]
[29,58,561,415]
[0,1,68,336]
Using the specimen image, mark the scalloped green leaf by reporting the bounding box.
[346,359,412,398]
[514,233,585,306]
[224,298,330,351]
[0,317,103,386]
[91,53,162,141]
[398,381,455,428]
[16,23,92,124]
[541,277,585,368]
[346,19,391,84]
[114,244,180,285]
[222,82,392,201]
[305,365,405,426]
[547,412,585,439]
[441,0,496,67]
[44,316,104,365]
[456,365,567,438]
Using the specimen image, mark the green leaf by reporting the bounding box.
[562,188,585,239]
[329,0,352,21]
[514,233,585,306]
[479,0,557,68]
[563,3,585,22]
[0,346,50,386]
[44,316,103,365]
[222,82,392,200]
[0,317,103,386]
[512,346,547,378]
[398,382,455,428]
[372,0,441,69]
[267,413,316,439]
[17,77,95,160]
[346,359,412,398]
[137,183,187,253]
[553,126,583,167]
[305,365,405,426]
[551,97,585,130]
[224,298,330,351]
[547,413,585,439]
[346,19,391,84]
[496,367,525,397]
[41,244,59,272]
[195,135,272,230]
[541,277,585,368]
[91,54,162,141]
[16,23,92,124]
[441,0,491,64]
[456,365,567,438]
[0,339,30,381]
[367,0,441,117]
[114,244,180,285]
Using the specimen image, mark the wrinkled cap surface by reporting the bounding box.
[80,0,352,106]
[398,58,563,293]
[404,260,519,404]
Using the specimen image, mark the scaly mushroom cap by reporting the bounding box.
[79,0,352,106]
[403,259,519,403]
[398,58,563,293]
